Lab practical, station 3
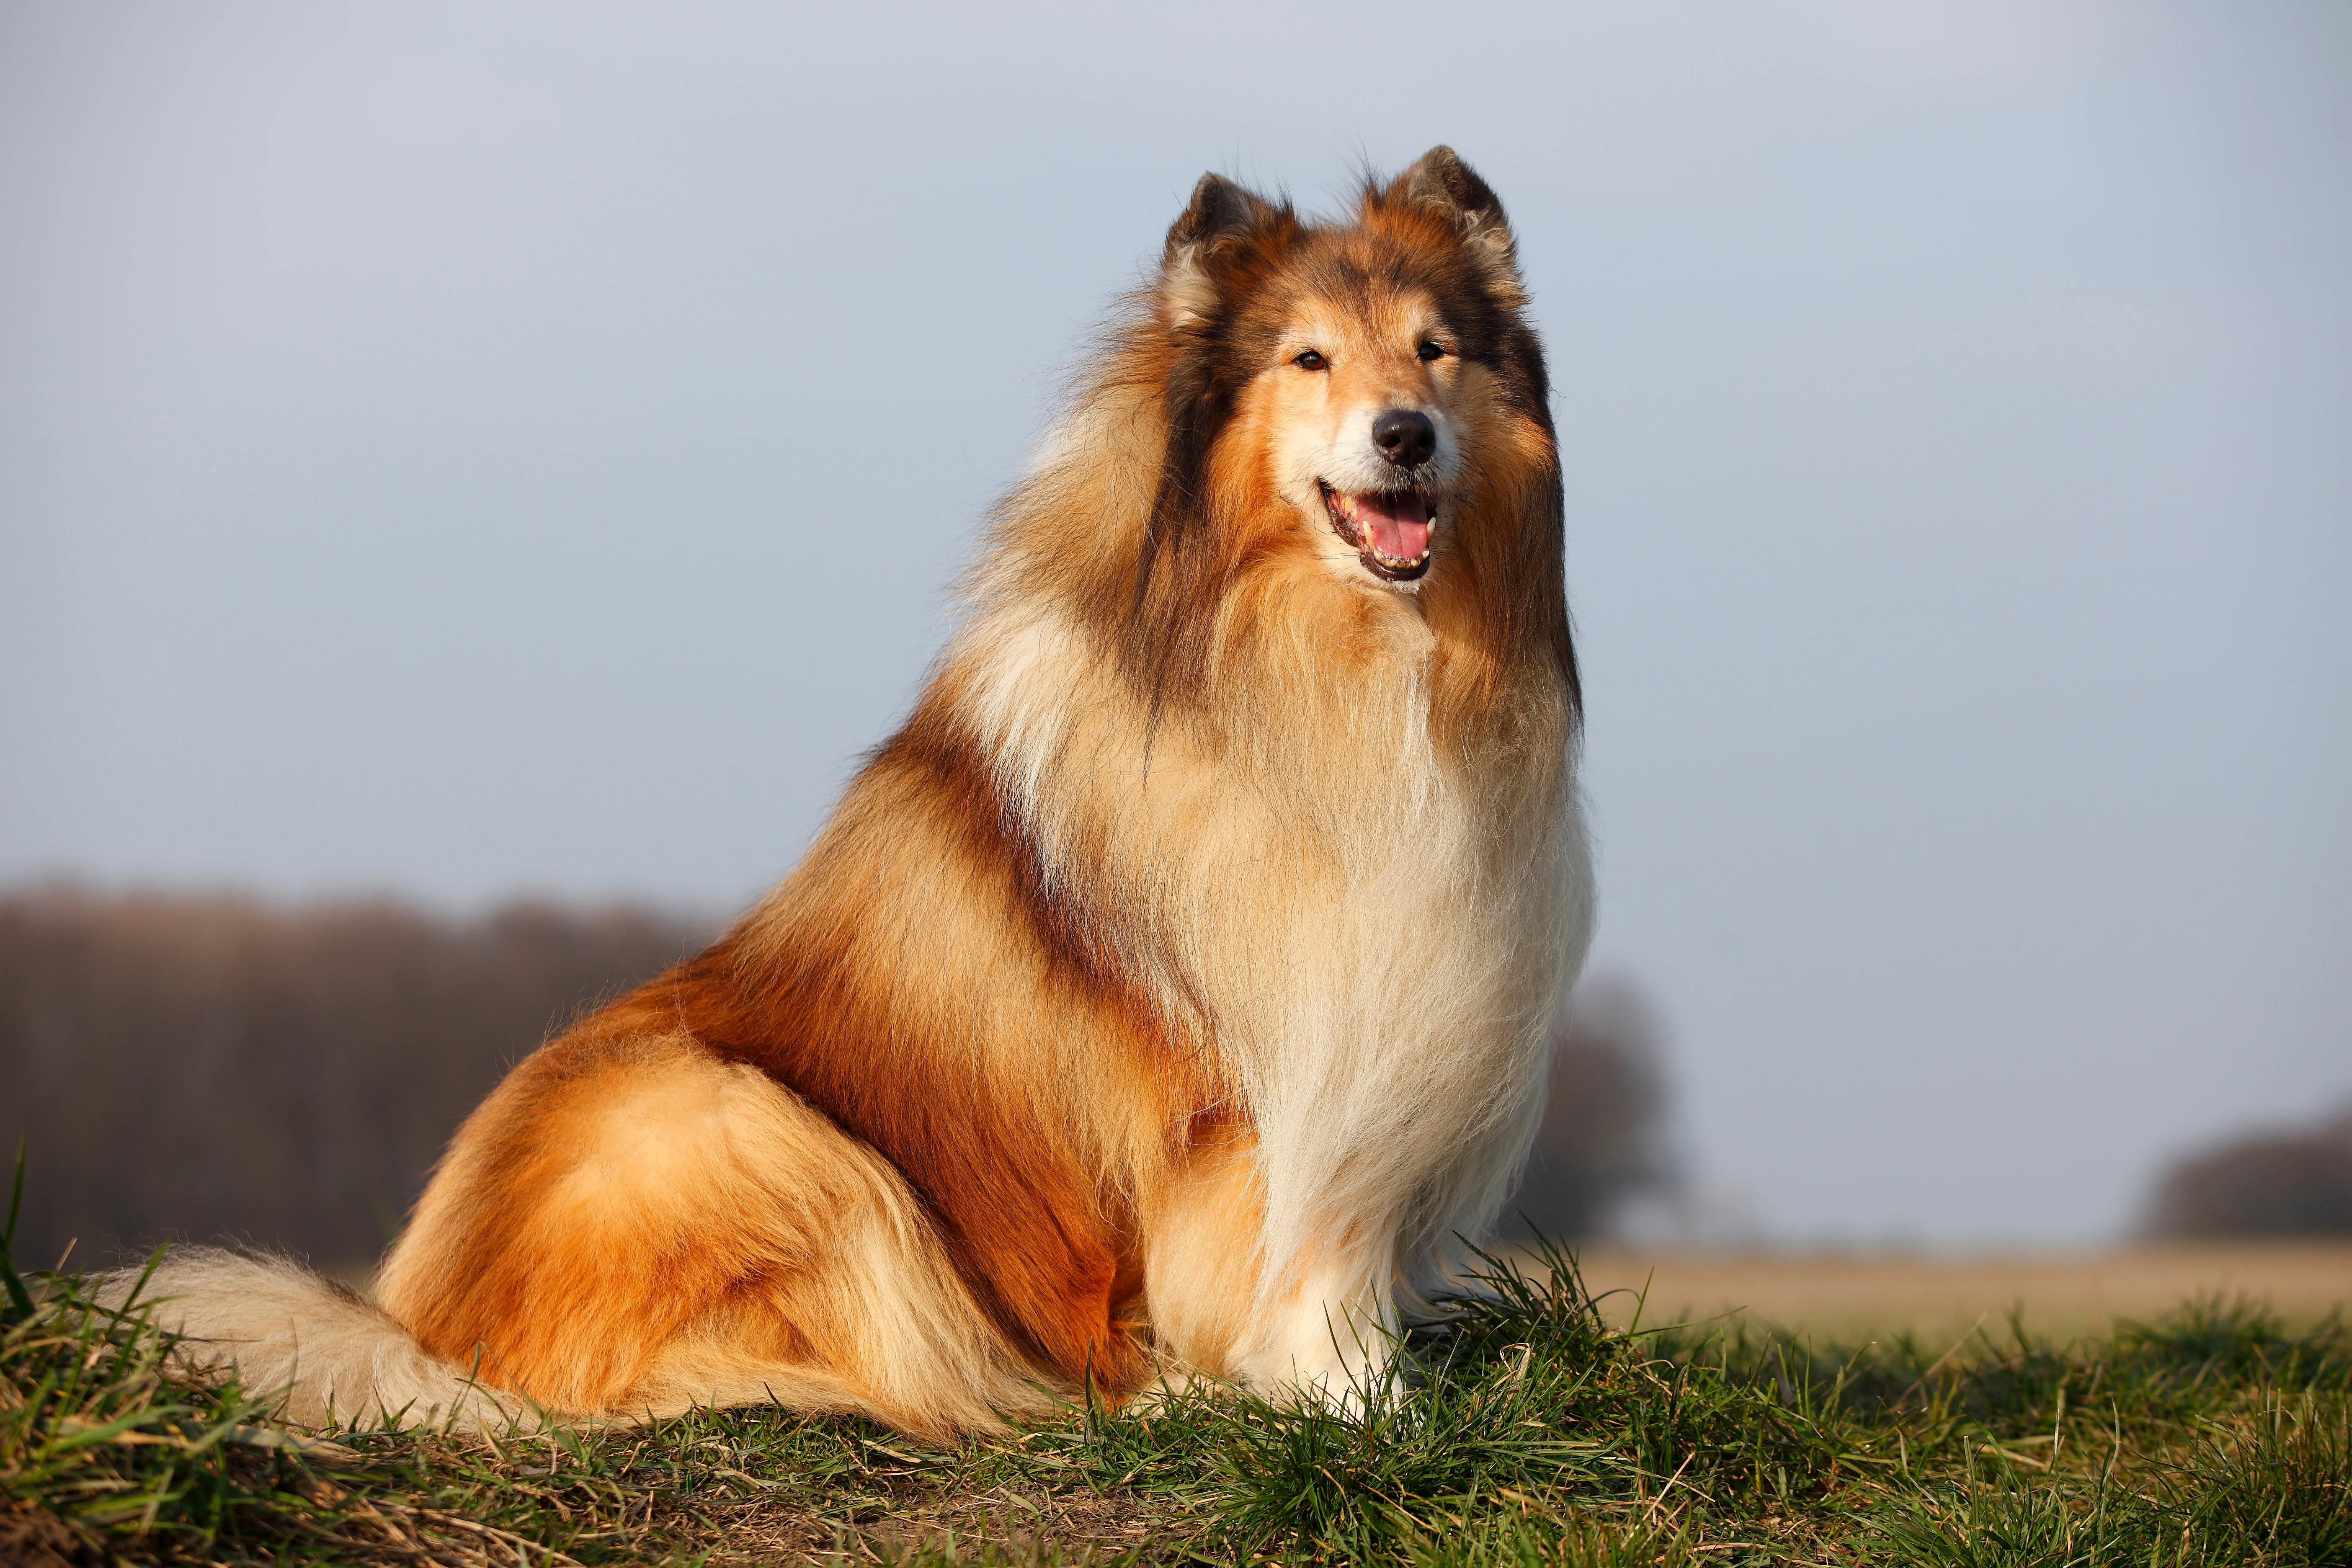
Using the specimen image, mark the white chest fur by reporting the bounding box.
[962,600,1594,1324]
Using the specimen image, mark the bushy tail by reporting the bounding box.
[101,1248,531,1433]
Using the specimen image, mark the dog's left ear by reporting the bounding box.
[1396,146,1523,304]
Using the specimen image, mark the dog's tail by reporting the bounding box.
[100,1248,531,1432]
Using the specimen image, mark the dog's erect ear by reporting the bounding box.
[1165,172,1262,259]
[1397,145,1522,302]
[1161,172,1273,330]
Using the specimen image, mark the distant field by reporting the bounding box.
[1568,1240,2352,1339]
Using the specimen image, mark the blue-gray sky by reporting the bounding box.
[4,2,2346,1246]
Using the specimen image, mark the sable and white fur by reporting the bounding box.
[113,147,1594,1440]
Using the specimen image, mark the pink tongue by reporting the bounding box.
[1357,492,1433,560]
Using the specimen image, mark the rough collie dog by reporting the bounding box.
[125,146,1594,1440]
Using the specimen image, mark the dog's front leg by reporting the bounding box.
[1233,1244,1403,1411]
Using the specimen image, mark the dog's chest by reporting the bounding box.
[964,603,1576,1086]
[1174,713,1573,1088]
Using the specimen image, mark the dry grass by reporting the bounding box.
[1571,1242,2352,1341]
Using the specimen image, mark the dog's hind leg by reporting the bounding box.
[611,1131,1058,1440]
[377,1030,1044,1440]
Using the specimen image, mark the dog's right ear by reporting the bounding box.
[1160,173,1274,331]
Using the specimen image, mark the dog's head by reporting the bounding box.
[1009,149,1574,727]
[1150,147,1551,598]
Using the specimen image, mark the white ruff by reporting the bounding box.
[961,594,1594,1395]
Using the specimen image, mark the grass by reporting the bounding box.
[5,1166,2346,1565]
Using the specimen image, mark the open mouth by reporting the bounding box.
[1318,482,1438,582]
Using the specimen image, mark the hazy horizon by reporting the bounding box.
[5,2,2347,1248]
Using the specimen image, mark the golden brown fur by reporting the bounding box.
[123,147,1595,1440]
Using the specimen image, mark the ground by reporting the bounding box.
[6,1233,2348,1565]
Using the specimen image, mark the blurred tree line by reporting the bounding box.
[2144,1103,2352,1240]
[3,886,1697,1270]
[1,887,708,1270]
[1504,974,1679,1243]
[16,883,2335,1269]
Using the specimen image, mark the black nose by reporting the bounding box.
[1372,409,1437,468]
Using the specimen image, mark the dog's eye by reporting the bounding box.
[1293,349,1328,371]
[1417,340,1447,362]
